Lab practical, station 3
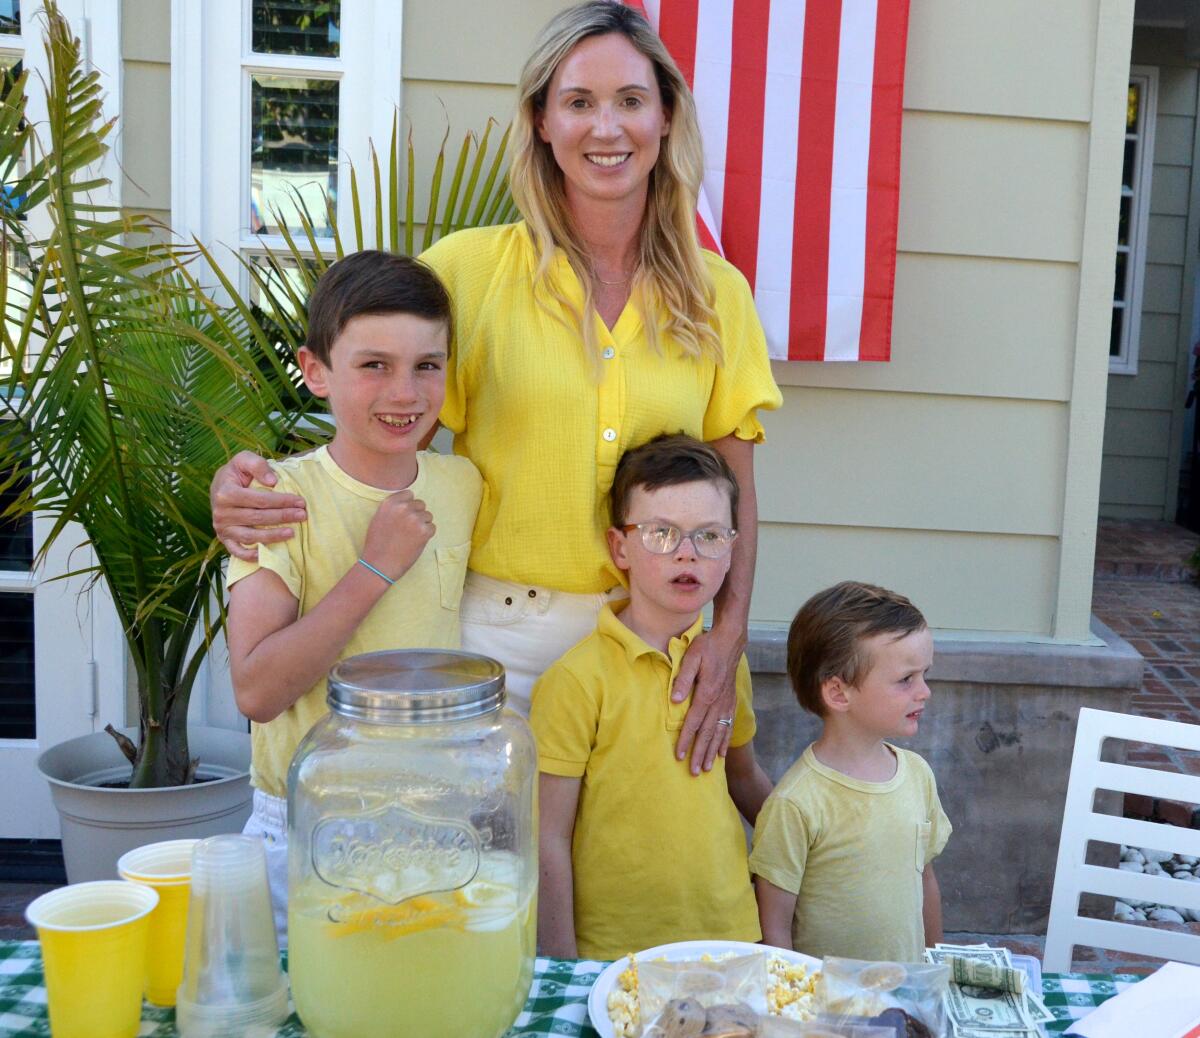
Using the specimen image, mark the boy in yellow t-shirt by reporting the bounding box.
[532,435,774,960]
[225,251,482,939]
[750,582,952,962]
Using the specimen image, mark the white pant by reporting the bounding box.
[459,571,626,715]
[242,788,289,947]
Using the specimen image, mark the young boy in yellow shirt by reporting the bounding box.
[532,434,773,959]
[225,251,482,938]
[751,581,952,962]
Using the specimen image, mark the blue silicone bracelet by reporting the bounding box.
[357,558,395,586]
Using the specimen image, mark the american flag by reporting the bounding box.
[632,0,910,361]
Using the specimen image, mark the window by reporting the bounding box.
[1111,68,1157,376]
[0,460,34,739]
[172,1,401,296]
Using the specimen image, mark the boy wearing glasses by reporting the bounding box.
[532,434,773,959]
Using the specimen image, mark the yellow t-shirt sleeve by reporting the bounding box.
[224,473,303,600]
[731,655,756,748]
[749,793,811,895]
[530,664,598,779]
[702,262,783,445]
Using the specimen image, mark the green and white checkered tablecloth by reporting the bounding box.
[0,941,605,1037]
[0,939,1142,1037]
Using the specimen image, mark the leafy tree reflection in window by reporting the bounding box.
[252,0,340,58]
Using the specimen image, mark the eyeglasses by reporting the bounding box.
[620,522,738,559]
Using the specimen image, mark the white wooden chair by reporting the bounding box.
[1044,707,1200,971]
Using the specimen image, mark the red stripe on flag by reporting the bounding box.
[720,0,771,291]
[858,0,908,361]
[788,0,842,360]
[657,0,699,87]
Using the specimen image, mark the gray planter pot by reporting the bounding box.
[38,726,253,883]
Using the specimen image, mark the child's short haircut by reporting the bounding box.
[610,434,740,528]
[305,250,452,365]
[788,581,927,717]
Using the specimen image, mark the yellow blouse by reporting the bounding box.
[421,222,782,594]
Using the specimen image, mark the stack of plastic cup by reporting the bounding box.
[175,835,289,1037]
[25,880,159,1038]
[117,838,197,1006]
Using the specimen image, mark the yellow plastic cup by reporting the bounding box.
[117,838,198,1006]
[25,880,158,1038]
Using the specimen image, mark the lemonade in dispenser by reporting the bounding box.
[287,650,537,1038]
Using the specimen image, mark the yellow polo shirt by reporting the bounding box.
[226,447,483,798]
[749,745,952,962]
[421,222,782,594]
[530,603,761,959]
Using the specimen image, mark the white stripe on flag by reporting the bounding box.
[754,0,806,359]
[823,0,878,361]
[643,0,661,30]
[693,0,733,235]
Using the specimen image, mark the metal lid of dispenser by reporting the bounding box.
[327,649,506,724]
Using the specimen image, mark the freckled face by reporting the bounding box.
[536,32,671,213]
[609,480,734,624]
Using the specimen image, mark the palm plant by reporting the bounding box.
[0,5,323,787]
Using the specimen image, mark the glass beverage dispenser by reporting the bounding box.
[287,650,537,1038]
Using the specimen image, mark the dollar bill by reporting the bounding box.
[927,944,1043,1037]
[938,954,1027,995]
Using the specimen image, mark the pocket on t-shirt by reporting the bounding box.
[915,819,932,871]
[434,542,471,610]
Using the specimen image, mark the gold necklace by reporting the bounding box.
[590,268,634,287]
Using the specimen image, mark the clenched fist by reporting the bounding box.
[361,490,436,582]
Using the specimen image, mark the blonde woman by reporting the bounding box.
[211,1,781,775]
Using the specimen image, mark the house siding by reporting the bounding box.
[120,0,170,228]
[1100,27,1197,520]
[114,0,1129,641]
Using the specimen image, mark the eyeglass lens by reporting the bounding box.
[639,524,734,558]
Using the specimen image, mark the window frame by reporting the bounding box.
[1111,66,1158,377]
[171,0,403,297]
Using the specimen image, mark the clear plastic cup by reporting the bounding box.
[26,880,159,1038]
[175,835,289,1037]
[117,838,197,1006]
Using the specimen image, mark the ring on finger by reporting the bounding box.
[716,717,733,727]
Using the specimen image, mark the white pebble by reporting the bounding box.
[1145,861,1166,877]
[1133,910,1148,920]
[1185,908,1200,923]
[1119,861,1145,873]
[1175,872,1200,883]
[1142,848,1175,864]
[1121,848,1146,864]
[1179,855,1199,866]
[1113,903,1137,921]
[1149,908,1186,923]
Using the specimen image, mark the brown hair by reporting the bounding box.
[610,434,738,528]
[787,581,927,717]
[305,250,452,365]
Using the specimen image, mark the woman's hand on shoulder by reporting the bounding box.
[671,623,745,776]
[211,451,307,561]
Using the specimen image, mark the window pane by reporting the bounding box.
[1123,139,1135,192]
[1127,82,1140,132]
[250,75,338,237]
[252,0,340,58]
[1111,306,1123,358]
[3,242,32,371]
[247,253,313,321]
[0,0,18,36]
[0,592,34,739]
[1118,194,1131,247]
[0,458,31,570]
[1114,250,1128,303]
